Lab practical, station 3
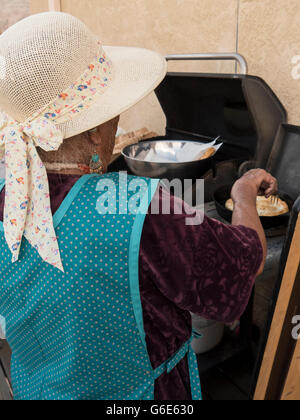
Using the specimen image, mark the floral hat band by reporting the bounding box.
[0,44,114,271]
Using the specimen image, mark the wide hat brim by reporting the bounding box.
[57,46,167,139]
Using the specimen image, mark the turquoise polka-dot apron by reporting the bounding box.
[0,173,201,400]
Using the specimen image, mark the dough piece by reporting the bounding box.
[225,196,289,217]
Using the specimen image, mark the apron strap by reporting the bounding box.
[0,178,5,194]
[154,339,191,379]
[187,343,202,400]
[154,335,202,400]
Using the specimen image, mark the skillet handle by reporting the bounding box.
[165,53,248,75]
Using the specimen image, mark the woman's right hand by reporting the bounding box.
[231,169,278,205]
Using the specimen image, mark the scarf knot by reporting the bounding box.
[0,112,64,271]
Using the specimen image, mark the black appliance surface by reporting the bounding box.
[155,73,287,168]
[267,124,300,202]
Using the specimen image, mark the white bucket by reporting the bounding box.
[191,313,225,355]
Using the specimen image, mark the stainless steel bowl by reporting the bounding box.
[122,140,214,180]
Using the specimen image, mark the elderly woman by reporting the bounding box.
[0,13,277,401]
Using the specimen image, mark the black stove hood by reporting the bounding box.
[155,72,287,168]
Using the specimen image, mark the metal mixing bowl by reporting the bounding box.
[122,140,214,180]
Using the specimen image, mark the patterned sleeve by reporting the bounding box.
[140,187,263,323]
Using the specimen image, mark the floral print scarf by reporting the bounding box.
[0,43,113,271]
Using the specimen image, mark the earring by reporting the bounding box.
[89,152,104,174]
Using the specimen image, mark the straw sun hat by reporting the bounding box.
[0,11,167,138]
[0,12,167,272]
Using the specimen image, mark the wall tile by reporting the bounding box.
[238,0,300,125]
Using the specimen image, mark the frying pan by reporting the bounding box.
[214,185,293,230]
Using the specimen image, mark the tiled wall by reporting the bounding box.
[26,0,300,135]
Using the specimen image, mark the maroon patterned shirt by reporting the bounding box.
[0,174,263,400]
